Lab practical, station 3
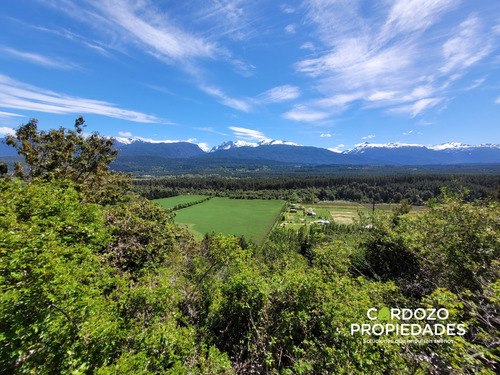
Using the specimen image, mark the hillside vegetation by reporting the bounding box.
[1,119,499,374]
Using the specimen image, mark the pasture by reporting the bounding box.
[172,197,285,244]
[282,200,427,228]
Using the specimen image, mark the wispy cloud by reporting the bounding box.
[282,105,330,122]
[440,16,492,74]
[285,24,296,34]
[362,134,375,140]
[229,126,268,140]
[391,98,444,117]
[403,130,414,135]
[0,111,24,118]
[258,85,300,103]
[91,0,216,61]
[1,47,79,70]
[118,131,133,137]
[201,85,251,112]
[194,127,228,136]
[0,74,165,123]
[300,42,315,50]
[193,0,253,41]
[383,0,456,35]
[288,0,498,122]
[320,133,331,137]
[466,77,486,90]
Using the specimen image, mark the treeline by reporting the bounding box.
[133,174,500,204]
[170,196,211,211]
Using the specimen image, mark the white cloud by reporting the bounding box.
[466,77,486,90]
[403,130,414,135]
[293,0,496,122]
[418,120,433,126]
[201,85,251,112]
[320,133,331,137]
[259,85,300,103]
[0,126,16,136]
[328,144,345,153]
[118,131,133,137]
[193,0,253,42]
[1,47,78,70]
[300,42,315,50]
[0,111,24,117]
[93,0,216,60]
[362,134,375,140]
[282,106,330,122]
[0,74,164,123]
[229,126,268,141]
[495,96,500,104]
[440,16,492,74]
[316,93,363,108]
[392,98,443,117]
[285,24,296,34]
[384,0,456,35]
[368,91,397,101]
[194,127,228,136]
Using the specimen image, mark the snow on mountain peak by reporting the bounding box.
[428,143,500,151]
[347,142,425,153]
[211,139,301,152]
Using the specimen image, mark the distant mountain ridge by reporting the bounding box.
[2,137,500,167]
[345,142,500,164]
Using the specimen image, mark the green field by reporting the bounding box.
[172,197,285,244]
[152,195,208,210]
[282,201,427,228]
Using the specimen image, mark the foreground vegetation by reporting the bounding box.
[1,119,499,374]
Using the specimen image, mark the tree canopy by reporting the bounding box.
[6,117,130,204]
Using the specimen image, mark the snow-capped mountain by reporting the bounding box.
[345,142,500,165]
[2,136,500,167]
[211,139,300,152]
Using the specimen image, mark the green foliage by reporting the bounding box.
[0,162,7,176]
[0,180,116,373]
[103,197,179,275]
[6,117,131,204]
[0,180,232,374]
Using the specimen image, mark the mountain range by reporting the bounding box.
[110,138,500,165]
[1,137,500,173]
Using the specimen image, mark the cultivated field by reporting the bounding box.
[172,197,286,244]
[152,195,208,210]
[282,200,427,228]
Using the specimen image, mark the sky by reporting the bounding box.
[0,0,499,152]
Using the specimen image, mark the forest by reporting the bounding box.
[133,174,499,205]
[0,119,499,374]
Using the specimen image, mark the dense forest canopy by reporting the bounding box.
[133,174,500,204]
[1,119,499,374]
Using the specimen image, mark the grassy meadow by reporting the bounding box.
[282,200,427,228]
[171,197,285,244]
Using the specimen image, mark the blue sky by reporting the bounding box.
[0,0,499,152]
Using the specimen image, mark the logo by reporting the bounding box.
[351,307,466,337]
